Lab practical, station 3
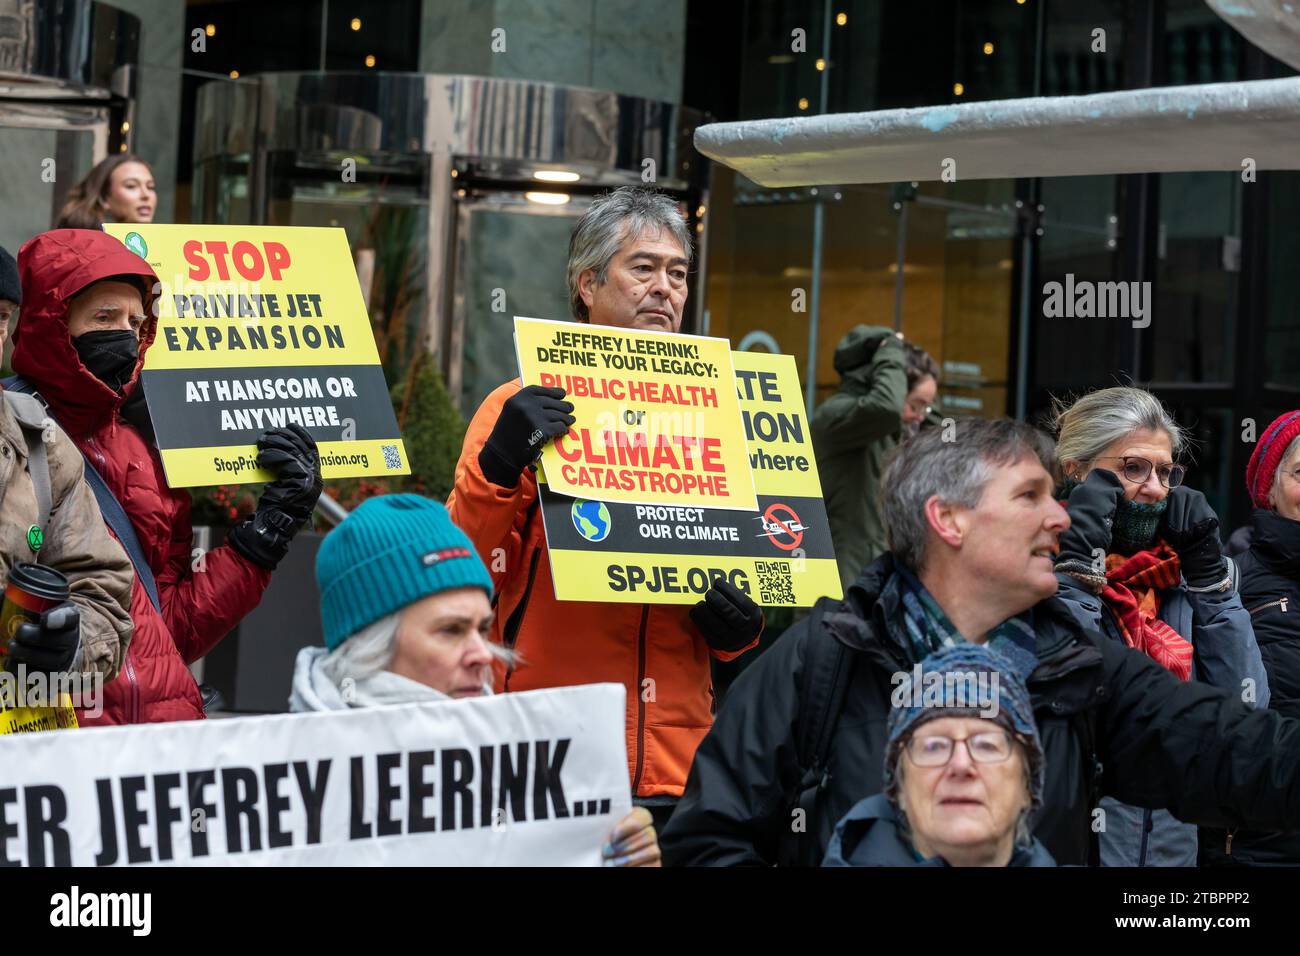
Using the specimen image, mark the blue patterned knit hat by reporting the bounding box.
[884,643,1045,809]
[316,494,494,649]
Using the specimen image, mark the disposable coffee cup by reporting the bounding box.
[0,562,70,658]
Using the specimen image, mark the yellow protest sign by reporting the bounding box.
[102,224,410,488]
[0,697,77,734]
[538,350,842,606]
[515,316,757,511]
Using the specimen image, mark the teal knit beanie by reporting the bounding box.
[316,494,494,649]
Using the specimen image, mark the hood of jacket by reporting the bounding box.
[824,794,1057,867]
[832,325,891,377]
[1249,507,1300,578]
[289,645,466,713]
[12,229,159,437]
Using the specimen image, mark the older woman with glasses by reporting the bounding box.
[1051,386,1268,867]
[823,644,1055,867]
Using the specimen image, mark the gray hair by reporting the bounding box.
[319,611,517,693]
[1052,386,1187,469]
[318,614,401,689]
[881,418,1057,572]
[1269,434,1300,507]
[567,186,693,321]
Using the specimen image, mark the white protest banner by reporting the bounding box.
[0,684,629,867]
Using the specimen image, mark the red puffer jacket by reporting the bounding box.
[11,229,272,724]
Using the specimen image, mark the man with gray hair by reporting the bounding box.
[447,186,763,830]
[664,417,1300,866]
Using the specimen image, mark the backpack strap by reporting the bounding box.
[782,599,855,862]
[82,458,161,614]
[2,374,162,614]
[795,601,854,775]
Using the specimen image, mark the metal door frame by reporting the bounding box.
[448,189,594,407]
[0,100,113,222]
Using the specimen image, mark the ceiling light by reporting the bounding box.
[533,170,580,183]
[526,191,570,205]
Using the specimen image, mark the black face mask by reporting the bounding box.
[72,329,139,393]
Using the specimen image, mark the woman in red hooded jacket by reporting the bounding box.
[10,229,323,724]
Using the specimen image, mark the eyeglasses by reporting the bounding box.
[905,399,932,418]
[904,730,1017,767]
[1091,456,1186,489]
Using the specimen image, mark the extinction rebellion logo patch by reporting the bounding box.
[123,232,148,258]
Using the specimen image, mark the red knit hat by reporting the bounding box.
[1247,411,1300,508]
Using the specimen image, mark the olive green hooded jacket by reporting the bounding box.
[811,326,907,591]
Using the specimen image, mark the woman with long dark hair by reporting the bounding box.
[54,153,156,230]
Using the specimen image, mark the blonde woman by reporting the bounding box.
[1052,386,1267,867]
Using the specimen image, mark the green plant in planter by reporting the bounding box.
[194,203,452,522]
[391,351,467,502]
[189,483,259,529]
[324,353,466,511]
[364,204,426,384]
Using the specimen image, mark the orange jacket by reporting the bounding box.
[447,379,758,797]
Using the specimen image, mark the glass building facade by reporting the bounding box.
[690,0,1297,529]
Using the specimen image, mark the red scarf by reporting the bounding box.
[1102,544,1192,681]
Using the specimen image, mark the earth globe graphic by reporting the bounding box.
[571,499,611,542]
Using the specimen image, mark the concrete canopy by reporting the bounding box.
[1208,0,1300,73]
[693,77,1300,186]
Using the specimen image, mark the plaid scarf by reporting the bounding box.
[893,565,1039,681]
[1101,543,1191,680]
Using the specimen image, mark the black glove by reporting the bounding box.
[227,424,323,570]
[255,424,323,523]
[1160,486,1228,588]
[478,385,576,488]
[8,603,80,677]
[690,578,763,654]
[1057,468,1125,573]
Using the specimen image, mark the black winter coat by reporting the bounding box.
[1202,508,1300,866]
[662,553,1300,867]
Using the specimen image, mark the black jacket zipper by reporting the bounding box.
[630,605,650,796]
[499,502,544,690]
[1248,597,1289,615]
[500,548,541,691]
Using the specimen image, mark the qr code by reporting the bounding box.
[382,443,402,470]
[755,560,794,605]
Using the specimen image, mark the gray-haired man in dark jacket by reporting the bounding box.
[663,418,1300,867]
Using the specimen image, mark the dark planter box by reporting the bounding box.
[199,530,325,714]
